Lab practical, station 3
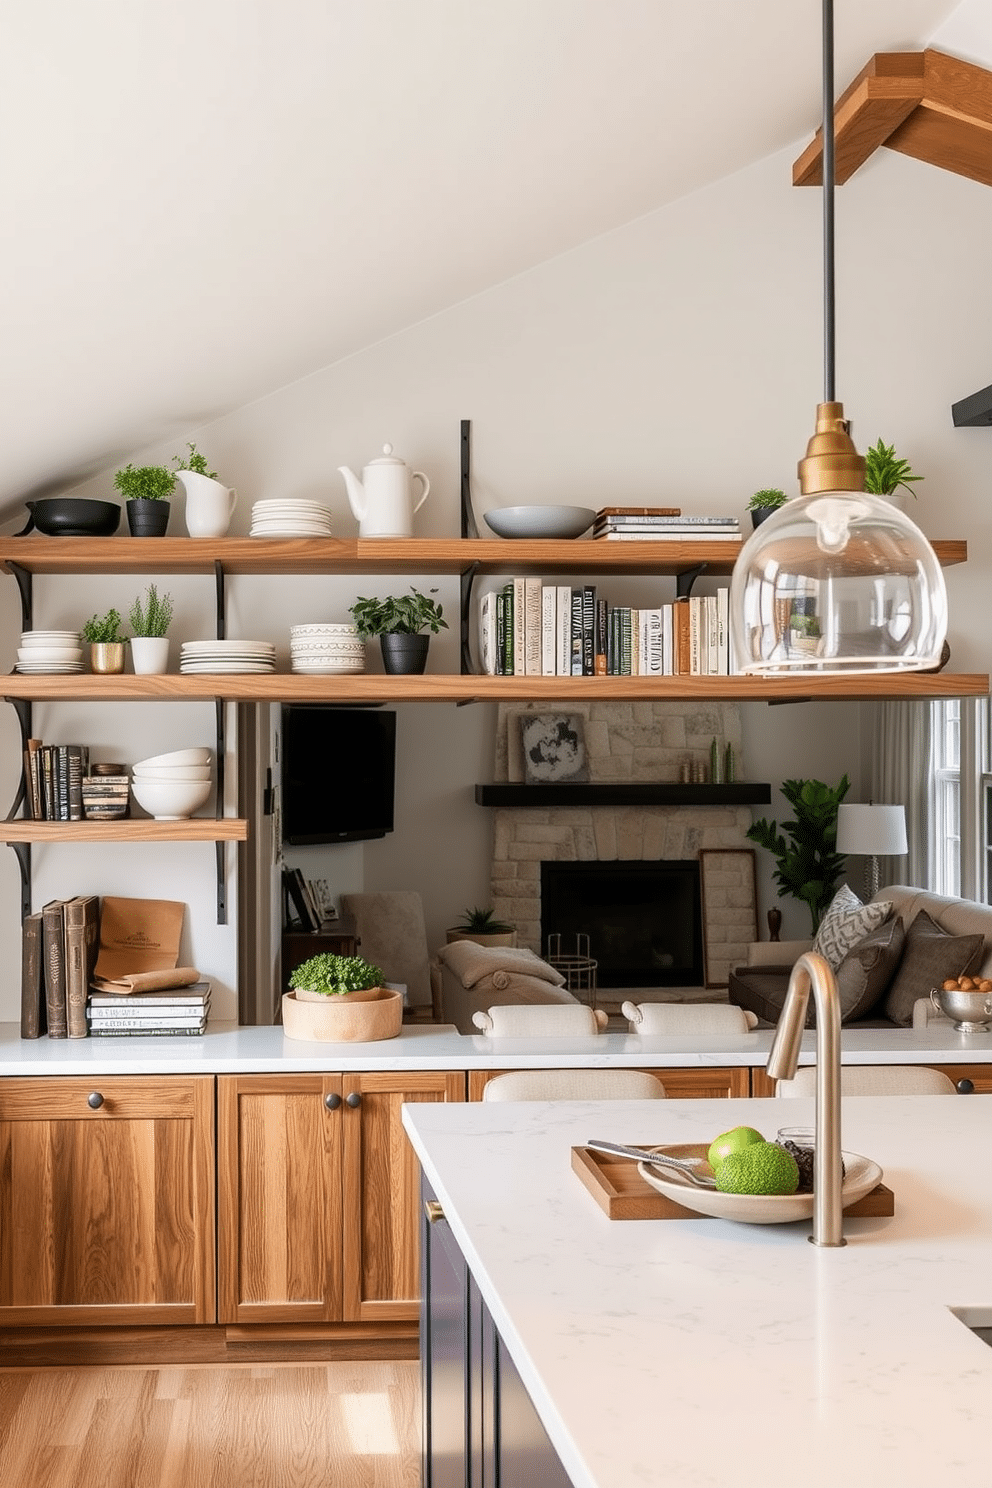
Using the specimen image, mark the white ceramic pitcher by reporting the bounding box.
[175,470,238,538]
[338,443,430,538]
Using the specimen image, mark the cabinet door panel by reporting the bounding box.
[0,1076,214,1325]
[218,1075,345,1324]
[342,1072,464,1324]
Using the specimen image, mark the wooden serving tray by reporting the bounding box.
[571,1145,895,1221]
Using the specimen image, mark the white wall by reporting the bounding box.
[4,133,992,1017]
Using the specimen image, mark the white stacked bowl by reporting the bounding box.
[131,747,213,817]
[290,622,365,674]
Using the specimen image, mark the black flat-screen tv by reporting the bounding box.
[281,705,396,844]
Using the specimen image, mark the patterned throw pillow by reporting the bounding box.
[812,884,892,970]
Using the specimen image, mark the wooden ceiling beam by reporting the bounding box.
[792,49,992,189]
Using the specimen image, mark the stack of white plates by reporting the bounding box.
[180,640,277,674]
[249,500,334,537]
[16,629,84,673]
[290,622,366,674]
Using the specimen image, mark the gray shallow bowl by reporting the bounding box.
[484,505,596,540]
[22,499,121,537]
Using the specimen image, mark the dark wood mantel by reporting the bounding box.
[474,783,771,808]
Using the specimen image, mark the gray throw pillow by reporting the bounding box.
[882,910,985,1027]
[835,915,906,1023]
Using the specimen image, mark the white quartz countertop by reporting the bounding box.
[1,1021,992,1075]
[403,1094,992,1488]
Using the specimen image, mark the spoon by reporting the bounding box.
[586,1138,717,1188]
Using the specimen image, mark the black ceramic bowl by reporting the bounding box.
[21,499,122,537]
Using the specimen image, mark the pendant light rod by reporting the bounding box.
[822,0,835,403]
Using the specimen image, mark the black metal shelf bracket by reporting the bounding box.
[11,841,31,922]
[460,419,478,538]
[10,562,33,633]
[460,561,480,675]
[213,562,228,923]
[676,564,708,599]
[214,559,226,640]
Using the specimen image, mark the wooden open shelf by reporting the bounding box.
[793,50,992,190]
[0,535,971,580]
[3,670,985,704]
[0,819,248,844]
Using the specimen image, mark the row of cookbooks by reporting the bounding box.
[20,895,210,1039]
[22,738,130,821]
[591,507,742,540]
[479,583,733,676]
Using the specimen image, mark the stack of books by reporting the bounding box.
[478,581,732,677]
[592,507,741,541]
[23,739,90,820]
[81,764,130,821]
[20,895,100,1039]
[86,981,212,1037]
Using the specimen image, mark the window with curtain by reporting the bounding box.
[929,698,990,902]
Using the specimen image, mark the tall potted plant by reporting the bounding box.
[113,463,174,536]
[127,584,174,675]
[349,586,448,674]
[746,775,850,933]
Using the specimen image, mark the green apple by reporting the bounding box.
[707,1125,766,1171]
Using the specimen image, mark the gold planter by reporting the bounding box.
[90,641,125,674]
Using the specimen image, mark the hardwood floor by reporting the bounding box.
[0,1360,421,1488]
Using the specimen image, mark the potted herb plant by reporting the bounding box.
[113,463,175,536]
[746,488,788,530]
[746,775,850,933]
[446,906,518,947]
[283,951,403,1042]
[81,608,126,674]
[863,439,923,510]
[127,584,174,675]
[349,586,448,674]
[172,443,238,538]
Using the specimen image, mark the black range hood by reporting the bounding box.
[952,384,992,427]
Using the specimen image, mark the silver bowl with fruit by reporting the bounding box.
[931,979,992,1032]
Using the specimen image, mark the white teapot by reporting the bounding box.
[338,443,430,538]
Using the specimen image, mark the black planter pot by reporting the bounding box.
[750,506,780,530]
[380,633,430,675]
[126,499,170,537]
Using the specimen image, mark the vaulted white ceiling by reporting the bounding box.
[0,0,984,515]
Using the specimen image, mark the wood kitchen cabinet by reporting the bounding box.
[217,1070,465,1327]
[467,1065,749,1101]
[0,1075,215,1326]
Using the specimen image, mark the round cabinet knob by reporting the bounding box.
[324,1093,342,1111]
[956,1078,975,1095]
[345,1092,362,1109]
[87,1092,105,1110]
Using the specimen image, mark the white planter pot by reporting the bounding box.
[130,636,171,675]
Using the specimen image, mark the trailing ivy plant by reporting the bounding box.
[863,439,922,498]
[173,443,218,479]
[746,775,850,932]
[113,463,175,502]
[81,608,125,644]
[128,584,174,638]
[349,586,448,636]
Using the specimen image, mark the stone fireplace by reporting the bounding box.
[489,701,759,992]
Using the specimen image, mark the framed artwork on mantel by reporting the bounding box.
[698,848,758,989]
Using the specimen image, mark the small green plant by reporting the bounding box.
[454,906,514,934]
[128,584,174,638]
[288,952,384,997]
[747,488,788,511]
[349,586,448,636]
[173,443,217,479]
[746,775,850,933]
[81,608,125,644]
[863,439,923,498]
[113,463,175,502]
[788,612,820,639]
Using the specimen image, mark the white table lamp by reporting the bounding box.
[836,803,908,901]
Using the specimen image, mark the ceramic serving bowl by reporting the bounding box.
[132,764,212,782]
[130,776,213,820]
[16,647,82,663]
[136,747,212,768]
[21,499,121,537]
[484,505,596,540]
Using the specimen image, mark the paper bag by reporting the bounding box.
[93,897,187,983]
[90,967,202,996]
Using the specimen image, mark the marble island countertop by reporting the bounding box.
[403,1093,992,1488]
[1,1020,992,1074]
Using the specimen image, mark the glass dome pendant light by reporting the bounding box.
[730,0,948,677]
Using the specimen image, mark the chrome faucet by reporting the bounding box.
[766,950,845,1247]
